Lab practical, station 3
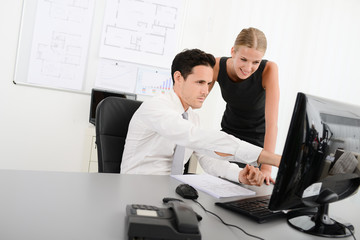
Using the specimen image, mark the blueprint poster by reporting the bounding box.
[27,0,95,90]
[99,0,184,68]
[95,0,184,96]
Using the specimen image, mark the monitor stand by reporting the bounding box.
[287,203,354,238]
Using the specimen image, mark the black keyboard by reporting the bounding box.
[215,195,285,223]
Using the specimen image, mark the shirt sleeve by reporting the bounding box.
[139,96,262,165]
[194,152,241,183]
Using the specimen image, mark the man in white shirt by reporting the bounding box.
[121,49,281,186]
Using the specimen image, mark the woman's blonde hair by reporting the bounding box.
[234,27,267,53]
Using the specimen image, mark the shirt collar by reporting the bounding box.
[169,89,193,115]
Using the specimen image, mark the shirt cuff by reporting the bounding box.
[235,141,262,166]
[224,163,242,183]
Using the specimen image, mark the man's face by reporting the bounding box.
[174,65,213,110]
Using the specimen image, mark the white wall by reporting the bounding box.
[1,0,360,172]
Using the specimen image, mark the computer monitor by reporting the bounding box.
[89,88,137,125]
[268,92,360,237]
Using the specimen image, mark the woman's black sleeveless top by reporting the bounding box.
[217,57,267,147]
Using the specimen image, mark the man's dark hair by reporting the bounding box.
[171,49,215,84]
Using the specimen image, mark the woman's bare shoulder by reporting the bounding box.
[213,57,222,82]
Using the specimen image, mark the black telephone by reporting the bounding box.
[126,201,201,240]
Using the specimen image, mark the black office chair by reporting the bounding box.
[95,97,142,173]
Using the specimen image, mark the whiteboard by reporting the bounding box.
[14,0,185,95]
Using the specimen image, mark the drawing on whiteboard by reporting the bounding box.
[43,0,91,22]
[99,0,184,68]
[135,67,173,96]
[27,0,94,90]
[33,32,81,79]
[95,58,138,94]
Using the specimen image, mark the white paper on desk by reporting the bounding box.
[172,174,255,198]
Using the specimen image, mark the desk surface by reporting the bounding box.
[0,170,358,240]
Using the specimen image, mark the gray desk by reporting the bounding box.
[0,170,358,240]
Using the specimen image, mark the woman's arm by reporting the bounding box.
[261,61,280,184]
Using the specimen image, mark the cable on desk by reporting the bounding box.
[192,199,265,240]
[335,219,356,240]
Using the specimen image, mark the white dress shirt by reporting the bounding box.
[121,90,262,182]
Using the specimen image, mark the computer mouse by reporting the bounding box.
[175,184,198,199]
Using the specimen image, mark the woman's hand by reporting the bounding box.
[260,164,275,185]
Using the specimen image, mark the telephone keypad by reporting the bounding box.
[131,204,159,211]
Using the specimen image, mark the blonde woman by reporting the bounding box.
[211,27,280,185]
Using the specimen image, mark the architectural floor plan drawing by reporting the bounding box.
[100,0,184,68]
[27,0,94,90]
[34,31,81,80]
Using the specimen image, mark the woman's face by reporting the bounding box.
[231,46,264,80]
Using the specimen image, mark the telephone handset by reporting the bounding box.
[126,202,201,240]
[168,201,199,234]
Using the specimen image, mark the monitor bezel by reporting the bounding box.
[269,92,360,211]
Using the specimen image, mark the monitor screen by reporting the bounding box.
[268,92,360,237]
[89,88,136,125]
